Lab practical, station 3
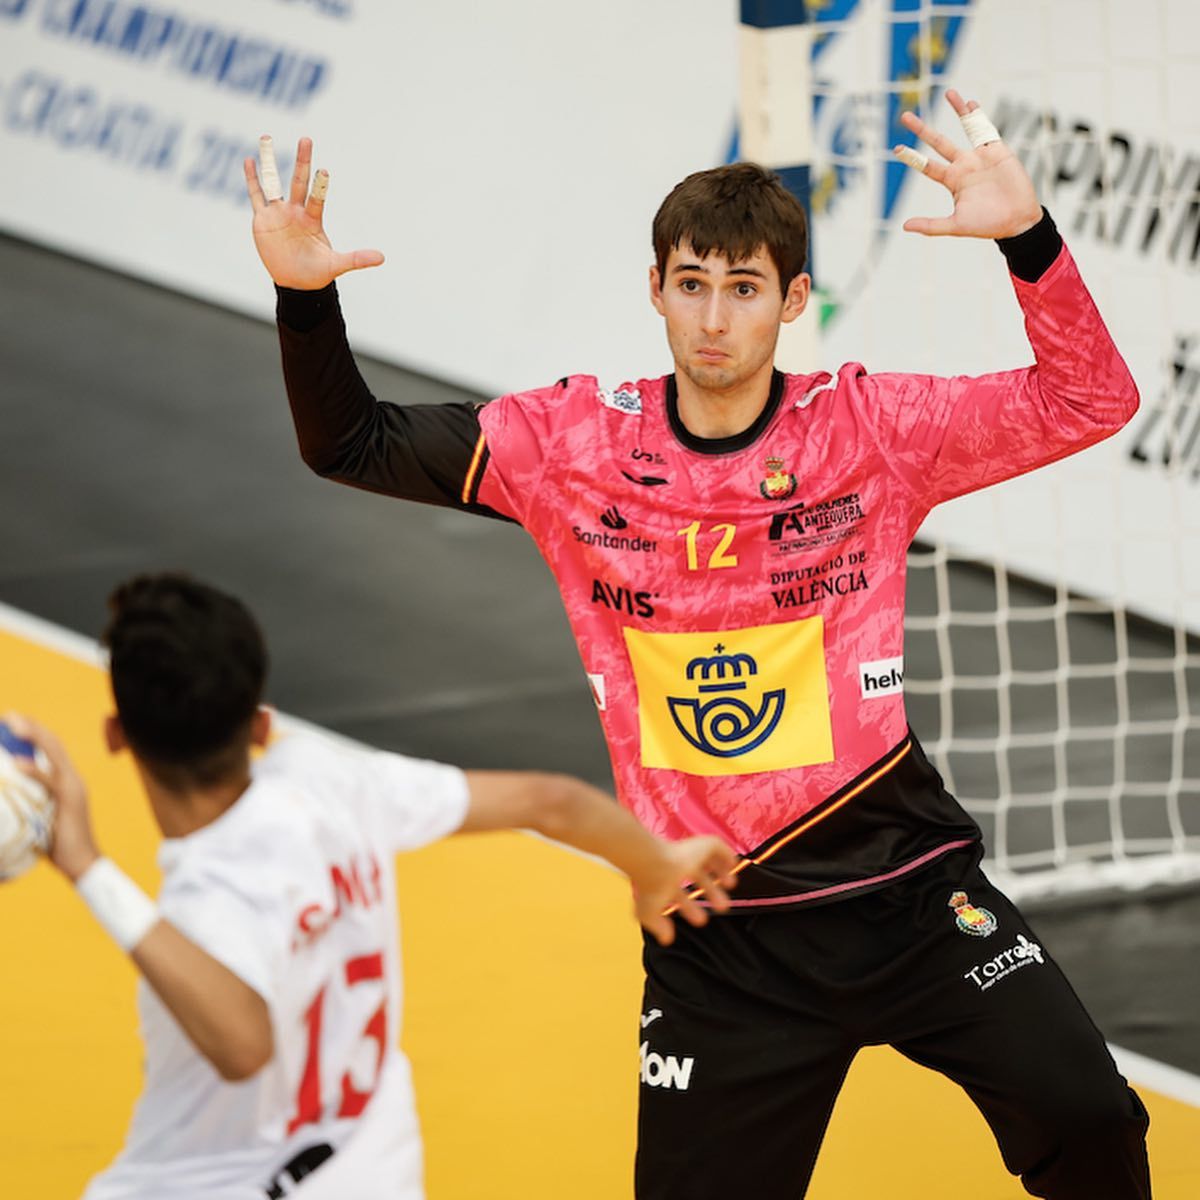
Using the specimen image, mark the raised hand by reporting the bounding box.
[895,89,1042,240]
[633,835,739,946]
[244,136,384,290]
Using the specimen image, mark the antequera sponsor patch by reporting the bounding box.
[623,618,834,777]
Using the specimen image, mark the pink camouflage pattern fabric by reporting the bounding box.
[473,244,1137,854]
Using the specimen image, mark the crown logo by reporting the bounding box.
[668,644,784,759]
[686,646,758,689]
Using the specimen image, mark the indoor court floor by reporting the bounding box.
[1,234,1197,1196]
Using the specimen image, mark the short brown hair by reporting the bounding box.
[652,162,809,295]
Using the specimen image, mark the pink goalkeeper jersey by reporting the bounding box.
[470,244,1136,903]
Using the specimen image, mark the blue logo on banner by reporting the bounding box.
[729,0,975,326]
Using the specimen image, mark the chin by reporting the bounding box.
[684,361,741,392]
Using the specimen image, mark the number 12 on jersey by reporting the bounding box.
[676,522,739,570]
[287,950,388,1134]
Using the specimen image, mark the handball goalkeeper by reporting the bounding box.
[249,90,1150,1198]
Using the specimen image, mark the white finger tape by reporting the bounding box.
[259,135,283,201]
[311,169,329,203]
[76,857,158,953]
[895,145,929,174]
[961,107,1001,148]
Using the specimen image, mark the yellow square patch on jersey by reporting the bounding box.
[623,619,834,777]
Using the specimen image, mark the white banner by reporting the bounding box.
[4,0,1197,631]
[1,0,737,393]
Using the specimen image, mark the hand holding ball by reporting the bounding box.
[0,721,55,881]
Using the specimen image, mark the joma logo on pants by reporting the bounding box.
[639,1041,695,1090]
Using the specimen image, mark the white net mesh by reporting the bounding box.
[905,544,1200,901]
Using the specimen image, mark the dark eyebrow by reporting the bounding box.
[671,263,767,278]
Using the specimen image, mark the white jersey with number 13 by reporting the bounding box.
[83,733,469,1200]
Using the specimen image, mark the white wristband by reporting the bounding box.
[76,858,158,953]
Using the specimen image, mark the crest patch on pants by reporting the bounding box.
[949,890,997,937]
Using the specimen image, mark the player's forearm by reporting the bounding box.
[528,775,674,881]
[132,921,274,1083]
[276,282,380,475]
[1004,211,1139,433]
[460,769,670,877]
[276,285,508,515]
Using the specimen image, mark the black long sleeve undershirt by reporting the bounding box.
[275,288,505,519]
[996,208,1062,282]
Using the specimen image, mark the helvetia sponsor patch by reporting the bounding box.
[859,656,904,699]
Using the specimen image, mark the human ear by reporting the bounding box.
[649,264,666,317]
[104,714,127,755]
[781,272,811,324]
[250,707,272,748]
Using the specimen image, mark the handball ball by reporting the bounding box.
[0,722,54,881]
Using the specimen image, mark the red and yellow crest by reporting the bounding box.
[759,456,797,500]
[948,890,998,937]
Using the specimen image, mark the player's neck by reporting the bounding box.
[673,357,777,439]
[139,763,254,839]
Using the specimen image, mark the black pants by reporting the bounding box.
[636,849,1150,1199]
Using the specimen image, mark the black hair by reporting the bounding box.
[102,573,267,787]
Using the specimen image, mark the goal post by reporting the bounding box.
[737,1,820,372]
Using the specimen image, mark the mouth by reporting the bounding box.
[697,348,729,363]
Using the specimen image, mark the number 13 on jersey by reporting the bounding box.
[287,950,388,1134]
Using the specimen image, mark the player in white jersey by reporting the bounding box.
[10,573,736,1200]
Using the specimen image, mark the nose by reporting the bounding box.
[700,292,727,338]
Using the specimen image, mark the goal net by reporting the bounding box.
[745,0,1200,902]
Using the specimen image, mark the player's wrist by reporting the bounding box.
[999,204,1044,240]
[75,857,158,953]
[56,843,100,883]
[276,282,339,334]
[996,207,1062,282]
[627,841,681,894]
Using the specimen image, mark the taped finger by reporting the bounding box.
[259,135,283,202]
[960,106,1001,149]
[310,168,329,205]
[895,145,930,174]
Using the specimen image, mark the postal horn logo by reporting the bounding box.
[667,644,786,759]
[760,456,798,501]
[949,890,997,938]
